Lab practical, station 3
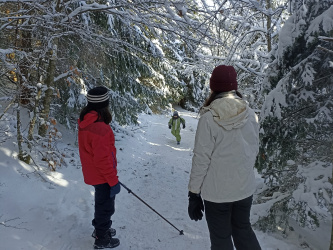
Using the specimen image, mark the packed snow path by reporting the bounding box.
[0,107,304,249]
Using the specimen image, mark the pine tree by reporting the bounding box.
[256,0,333,240]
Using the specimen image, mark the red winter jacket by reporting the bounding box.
[78,111,118,187]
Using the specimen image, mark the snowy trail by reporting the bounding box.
[0,107,304,250]
[113,109,210,250]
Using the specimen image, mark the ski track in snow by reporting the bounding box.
[0,107,308,250]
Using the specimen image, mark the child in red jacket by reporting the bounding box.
[78,86,120,249]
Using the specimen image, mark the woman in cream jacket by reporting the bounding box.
[188,65,261,250]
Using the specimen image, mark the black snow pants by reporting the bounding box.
[204,195,261,250]
[92,183,115,238]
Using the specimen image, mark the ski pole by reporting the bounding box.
[119,181,184,235]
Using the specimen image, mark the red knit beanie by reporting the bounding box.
[209,65,238,92]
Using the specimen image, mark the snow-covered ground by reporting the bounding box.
[0,105,329,249]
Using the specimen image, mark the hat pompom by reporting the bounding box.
[209,65,238,92]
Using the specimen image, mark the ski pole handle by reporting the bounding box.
[119,181,132,194]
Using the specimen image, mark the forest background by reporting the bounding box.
[0,0,332,249]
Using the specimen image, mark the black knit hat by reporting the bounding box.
[86,86,109,109]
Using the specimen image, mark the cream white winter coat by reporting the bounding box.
[188,91,259,203]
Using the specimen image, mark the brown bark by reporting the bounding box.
[266,0,272,52]
[38,42,57,137]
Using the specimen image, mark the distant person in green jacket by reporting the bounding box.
[168,111,185,145]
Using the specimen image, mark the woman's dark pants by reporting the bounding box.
[204,195,261,250]
[92,183,115,238]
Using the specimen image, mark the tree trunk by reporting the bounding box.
[37,0,62,137]
[13,2,29,163]
[16,98,24,161]
[329,213,333,250]
[329,141,333,250]
[38,41,58,137]
[266,0,272,52]
[27,85,42,148]
[16,93,29,163]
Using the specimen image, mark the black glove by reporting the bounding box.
[110,182,121,198]
[183,124,185,129]
[188,191,204,221]
[169,125,171,129]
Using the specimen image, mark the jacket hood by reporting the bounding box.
[78,111,98,128]
[201,91,249,130]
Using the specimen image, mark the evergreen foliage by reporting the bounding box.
[256,0,333,234]
[0,0,215,130]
